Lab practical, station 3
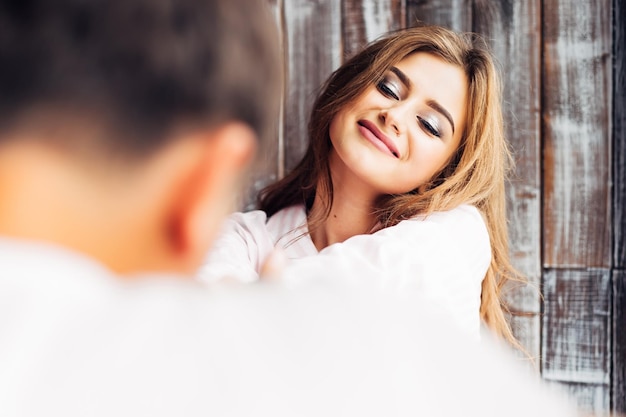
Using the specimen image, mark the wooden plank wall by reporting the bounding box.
[470,0,543,365]
[541,1,612,415]
[240,0,283,211]
[613,0,626,412]
[261,1,622,414]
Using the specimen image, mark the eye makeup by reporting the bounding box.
[418,115,442,138]
[377,74,403,100]
[426,100,455,135]
[377,66,456,139]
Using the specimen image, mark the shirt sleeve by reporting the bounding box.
[196,211,274,284]
[282,205,491,338]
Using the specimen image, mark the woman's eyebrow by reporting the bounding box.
[391,66,456,134]
[390,66,411,89]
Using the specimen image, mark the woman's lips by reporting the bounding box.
[357,120,400,158]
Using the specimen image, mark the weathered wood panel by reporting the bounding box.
[238,0,283,209]
[282,0,342,171]
[472,0,542,359]
[342,0,405,60]
[506,313,540,366]
[614,270,626,414]
[268,0,284,180]
[613,0,626,412]
[542,269,611,413]
[614,0,626,269]
[406,0,471,31]
[546,381,611,417]
[542,0,612,268]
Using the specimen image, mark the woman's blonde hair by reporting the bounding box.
[259,24,522,347]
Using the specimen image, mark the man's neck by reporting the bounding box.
[0,142,171,276]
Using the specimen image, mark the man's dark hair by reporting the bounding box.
[0,0,280,155]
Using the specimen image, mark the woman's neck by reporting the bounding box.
[308,175,379,251]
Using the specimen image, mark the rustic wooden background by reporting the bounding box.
[245,1,624,414]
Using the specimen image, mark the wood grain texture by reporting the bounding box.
[506,313,540,367]
[542,0,612,268]
[473,0,542,317]
[546,381,610,417]
[342,0,405,59]
[614,0,626,269]
[238,0,283,209]
[614,270,626,414]
[542,269,611,386]
[268,0,284,180]
[613,0,625,412]
[282,0,342,172]
[406,0,471,31]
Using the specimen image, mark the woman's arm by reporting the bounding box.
[197,211,274,283]
[282,205,490,337]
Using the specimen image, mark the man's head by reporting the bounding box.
[0,0,281,275]
[0,0,280,154]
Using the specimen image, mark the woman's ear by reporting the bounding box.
[167,122,257,273]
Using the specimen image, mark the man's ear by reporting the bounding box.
[168,122,256,273]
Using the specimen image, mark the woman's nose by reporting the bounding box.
[379,107,403,135]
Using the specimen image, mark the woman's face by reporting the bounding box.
[328,52,468,197]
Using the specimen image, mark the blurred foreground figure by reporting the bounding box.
[0,0,580,416]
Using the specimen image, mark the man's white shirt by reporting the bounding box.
[0,238,578,417]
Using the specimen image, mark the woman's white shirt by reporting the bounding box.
[198,204,491,337]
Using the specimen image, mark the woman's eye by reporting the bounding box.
[418,116,441,138]
[377,80,399,100]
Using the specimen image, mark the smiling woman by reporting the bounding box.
[327,52,466,198]
[199,24,522,348]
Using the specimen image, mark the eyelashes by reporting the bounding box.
[418,116,441,138]
[377,77,442,138]
[377,78,400,100]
